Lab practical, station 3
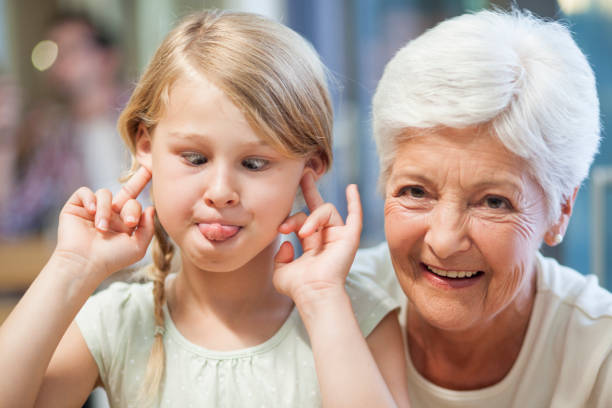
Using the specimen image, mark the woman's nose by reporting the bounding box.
[202,166,239,208]
[424,204,471,259]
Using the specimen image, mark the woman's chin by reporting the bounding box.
[410,293,484,332]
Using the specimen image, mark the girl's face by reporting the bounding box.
[138,73,313,273]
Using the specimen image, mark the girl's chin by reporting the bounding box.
[184,254,251,273]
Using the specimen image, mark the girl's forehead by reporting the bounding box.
[154,66,305,160]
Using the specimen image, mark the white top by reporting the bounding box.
[351,243,612,408]
[75,270,399,408]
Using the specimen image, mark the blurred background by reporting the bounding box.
[0,0,611,404]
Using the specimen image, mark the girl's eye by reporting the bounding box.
[182,152,207,166]
[398,186,426,198]
[242,158,269,171]
[483,195,512,210]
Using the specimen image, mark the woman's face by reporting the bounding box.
[384,127,551,331]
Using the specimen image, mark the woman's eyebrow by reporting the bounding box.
[390,168,523,191]
[469,178,524,192]
[391,171,431,184]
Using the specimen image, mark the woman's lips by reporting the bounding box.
[421,263,484,289]
[197,223,241,241]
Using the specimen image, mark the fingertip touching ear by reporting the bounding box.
[135,123,153,172]
[544,187,579,247]
[303,153,326,182]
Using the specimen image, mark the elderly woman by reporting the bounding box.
[352,8,612,407]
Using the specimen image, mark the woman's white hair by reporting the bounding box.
[372,8,600,223]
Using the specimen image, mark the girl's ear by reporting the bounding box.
[544,187,579,246]
[135,123,153,171]
[303,154,326,182]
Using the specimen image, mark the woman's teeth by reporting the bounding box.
[427,265,480,278]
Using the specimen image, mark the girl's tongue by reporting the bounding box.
[198,223,240,241]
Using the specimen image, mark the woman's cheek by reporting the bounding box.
[384,200,428,246]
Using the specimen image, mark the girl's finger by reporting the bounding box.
[94,189,113,232]
[107,211,134,234]
[344,184,363,237]
[300,172,325,212]
[132,206,156,253]
[278,212,308,235]
[65,187,96,213]
[119,198,142,228]
[298,202,342,238]
[112,167,152,213]
[274,240,295,265]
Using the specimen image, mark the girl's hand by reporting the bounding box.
[273,173,362,308]
[54,167,155,279]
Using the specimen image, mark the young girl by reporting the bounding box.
[0,10,409,408]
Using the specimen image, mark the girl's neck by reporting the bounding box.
[166,239,294,350]
[175,241,286,312]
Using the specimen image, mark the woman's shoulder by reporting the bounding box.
[536,253,612,321]
[530,254,612,406]
[353,242,392,268]
[351,242,406,306]
[351,242,395,291]
[346,242,402,337]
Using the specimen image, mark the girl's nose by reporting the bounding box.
[202,167,239,208]
[424,204,471,259]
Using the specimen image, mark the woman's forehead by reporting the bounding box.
[388,128,534,188]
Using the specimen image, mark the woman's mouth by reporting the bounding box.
[198,223,241,242]
[421,263,484,289]
[425,264,483,279]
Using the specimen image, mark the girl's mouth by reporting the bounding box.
[198,223,241,241]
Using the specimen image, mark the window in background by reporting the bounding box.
[558,1,612,288]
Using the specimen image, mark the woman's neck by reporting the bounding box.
[405,271,537,390]
[166,239,294,350]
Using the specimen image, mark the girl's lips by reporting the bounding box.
[197,223,241,241]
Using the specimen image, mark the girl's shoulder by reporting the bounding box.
[76,280,156,341]
[74,280,159,399]
[89,280,154,311]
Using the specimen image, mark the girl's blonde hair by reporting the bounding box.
[116,9,333,403]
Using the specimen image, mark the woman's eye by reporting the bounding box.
[484,195,512,210]
[182,152,207,166]
[399,186,426,198]
[242,158,269,171]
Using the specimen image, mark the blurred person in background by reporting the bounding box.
[0,71,21,209]
[0,11,127,239]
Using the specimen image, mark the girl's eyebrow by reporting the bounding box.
[167,131,271,149]
[167,131,209,140]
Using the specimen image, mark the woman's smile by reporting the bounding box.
[420,262,485,289]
